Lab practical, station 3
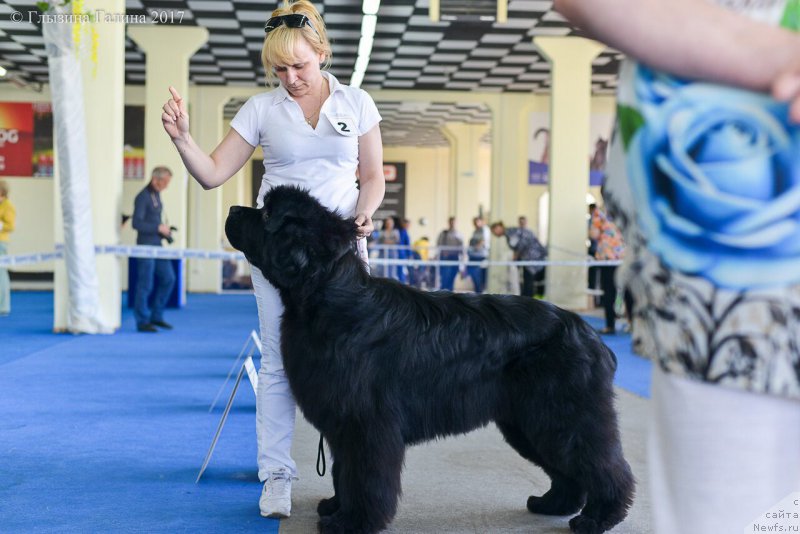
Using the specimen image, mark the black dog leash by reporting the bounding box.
[316,432,326,477]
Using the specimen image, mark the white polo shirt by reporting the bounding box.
[230,72,382,215]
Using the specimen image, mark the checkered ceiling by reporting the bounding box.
[0,0,621,94]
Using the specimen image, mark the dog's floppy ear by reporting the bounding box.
[321,215,360,260]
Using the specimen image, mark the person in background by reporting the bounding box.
[412,235,430,262]
[0,180,16,316]
[161,0,384,519]
[396,217,411,284]
[435,216,463,291]
[486,225,519,295]
[411,234,432,289]
[467,217,489,293]
[490,221,547,298]
[590,204,624,334]
[557,0,800,531]
[586,202,600,306]
[131,167,176,333]
[516,215,546,295]
[377,217,400,280]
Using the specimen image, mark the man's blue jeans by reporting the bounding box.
[467,254,487,293]
[134,257,175,326]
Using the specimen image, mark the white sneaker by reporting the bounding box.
[259,468,294,518]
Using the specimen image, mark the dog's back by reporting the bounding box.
[285,261,618,444]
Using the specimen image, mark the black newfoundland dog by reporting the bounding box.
[225,186,634,534]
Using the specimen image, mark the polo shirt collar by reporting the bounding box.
[272,71,343,106]
[326,71,345,95]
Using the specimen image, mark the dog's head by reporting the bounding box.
[225,186,359,290]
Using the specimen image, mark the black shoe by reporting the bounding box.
[598,327,616,335]
[137,323,158,333]
[151,320,173,330]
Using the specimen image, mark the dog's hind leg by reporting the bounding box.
[529,402,634,533]
[317,424,405,534]
[503,416,633,533]
[565,442,634,534]
[515,404,633,533]
[496,421,586,516]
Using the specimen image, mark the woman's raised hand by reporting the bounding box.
[162,86,190,140]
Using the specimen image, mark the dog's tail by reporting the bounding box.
[562,310,619,378]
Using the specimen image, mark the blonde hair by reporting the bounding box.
[261,0,332,87]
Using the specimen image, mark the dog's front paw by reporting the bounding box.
[317,496,339,517]
[568,514,603,534]
[318,512,375,534]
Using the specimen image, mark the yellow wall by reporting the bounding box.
[383,145,451,241]
[3,177,54,266]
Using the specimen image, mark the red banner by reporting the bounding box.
[0,103,34,176]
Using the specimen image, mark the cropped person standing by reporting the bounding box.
[435,216,463,291]
[589,204,624,334]
[490,221,547,298]
[411,234,432,289]
[467,217,489,293]
[0,180,16,316]
[131,167,176,333]
[161,0,384,519]
[376,217,399,280]
[557,0,800,531]
[396,217,411,284]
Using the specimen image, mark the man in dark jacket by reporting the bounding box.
[132,166,176,332]
[491,221,547,298]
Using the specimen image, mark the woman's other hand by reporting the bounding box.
[354,213,374,238]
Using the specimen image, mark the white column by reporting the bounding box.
[535,36,604,309]
[53,0,125,331]
[186,87,228,292]
[441,122,491,240]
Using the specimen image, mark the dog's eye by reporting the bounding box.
[261,210,270,221]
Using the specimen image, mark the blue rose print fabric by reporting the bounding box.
[605,0,800,399]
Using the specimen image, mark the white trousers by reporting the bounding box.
[649,367,800,534]
[252,266,297,481]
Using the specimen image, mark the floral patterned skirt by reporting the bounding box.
[606,62,800,400]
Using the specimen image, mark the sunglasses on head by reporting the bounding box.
[264,14,314,34]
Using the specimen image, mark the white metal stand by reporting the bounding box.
[196,330,261,483]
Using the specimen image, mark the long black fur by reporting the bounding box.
[225,186,635,534]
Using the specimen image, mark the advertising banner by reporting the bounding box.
[0,102,34,176]
[528,112,614,187]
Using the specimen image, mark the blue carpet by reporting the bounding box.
[0,291,80,366]
[0,292,649,533]
[0,291,279,534]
